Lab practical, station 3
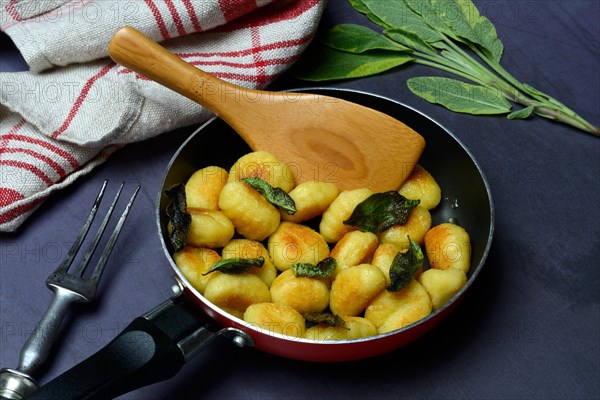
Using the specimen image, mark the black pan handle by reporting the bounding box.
[23,294,250,400]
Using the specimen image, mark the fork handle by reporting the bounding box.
[18,288,83,376]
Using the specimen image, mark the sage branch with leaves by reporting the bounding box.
[295,0,599,136]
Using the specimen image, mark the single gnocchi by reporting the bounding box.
[203,273,271,319]
[218,180,280,241]
[243,303,306,338]
[319,188,373,243]
[187,209,235,248]
[424,223,471,274]
[398,165,441,210]
[364,279,432,334]
[371,243,402,285]
[371,242,424,283]
[282,181,339,223]
[329,264,387,317]
[185,166,228,210]
[173,246,221,294]
[378,205,432,250]
[270,269,329,314]
[267,222,330,272]
[228,151,295,192]
[304,316,376,341]
[418,268,467,310]
[330,230,379,277]
[221,239,277,287]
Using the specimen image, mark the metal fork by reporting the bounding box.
[0,181,140,400]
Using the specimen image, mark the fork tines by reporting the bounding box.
[48,180,140,296]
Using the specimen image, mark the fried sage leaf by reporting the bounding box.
[304,312,346,328]
[344,191,420,233]
[164,183,191,252]
[387,238,424,292]
[241,177,296,215]
[203,256,265,276]
[291,257,337,278]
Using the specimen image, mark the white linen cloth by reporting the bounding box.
[0,0,325,231]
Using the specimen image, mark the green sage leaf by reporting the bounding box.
[360,0,420,31]
[407,77,512,115]
[304,312,346,328]
[360,0,446,46]
[387,238,424,292]
[203,256,265,276]
[292,46,414,81]
[507,106,534,120]
[403,0,457,39]
[384,27,437,56]
[428,0,503,62]
[348,0,392,28]
[390,20,444,46]
[242,177,296,215]
[291,257,337,278]
[347,0,369,14]
[164,183,191,252]
[323,24,410,53]
[344,191,420,233]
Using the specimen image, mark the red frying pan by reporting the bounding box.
[26,88,494,400]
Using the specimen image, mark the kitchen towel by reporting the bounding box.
[0,0,325,231]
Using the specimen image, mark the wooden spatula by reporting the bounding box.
[108,26,425,192]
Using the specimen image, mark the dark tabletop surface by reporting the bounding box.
[1,1,599,399]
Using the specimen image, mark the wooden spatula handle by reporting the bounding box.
[108,26,242,118]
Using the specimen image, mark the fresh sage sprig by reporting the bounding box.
[294,0,599,136]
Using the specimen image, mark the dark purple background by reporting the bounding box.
[1,1,599,399]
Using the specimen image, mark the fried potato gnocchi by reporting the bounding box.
[218,180,280,241]
[270,269,329,314]
[170,150,474,342]
[319,188,373,243]
[371,242,424,283]
[228,151,295,192]
[267,222,330,272]
[282,181,340,223]
[185,166,228,210]
[330,264,387,317]
[330,230,379,276]
[398,165,441,210]
[365,279,432,334]
[424,223,471,274]
[418,268,467,310]
[304,316,377,341]
[222,239,277,287]
[243,303,306,338]
[173,246,221,294]
[378,205,432,250]
[187,209,235,248]
[371,243,402,285]
[203,273,271,319]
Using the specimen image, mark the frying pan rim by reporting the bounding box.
[155,87,495,346]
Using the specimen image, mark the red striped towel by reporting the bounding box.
[0,0,325,232]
